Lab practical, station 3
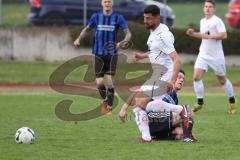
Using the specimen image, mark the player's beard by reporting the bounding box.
[144,23,153,30]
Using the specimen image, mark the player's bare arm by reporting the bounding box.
[119,103,129,122]
[133,51,149,61]
[119,92,136,122]
[74,26,92,47]
[169,51,181,90]
[202,32,227,40]
[119,92,137,122]
[116,28,132,49]
[186,28,227,40]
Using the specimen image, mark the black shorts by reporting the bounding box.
[94,55,118,78]
[148,111,176,140]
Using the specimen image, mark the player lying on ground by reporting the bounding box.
[119,70,197,142]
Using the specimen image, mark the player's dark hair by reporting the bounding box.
[144,5,160,16]
[205,0,216,6]
[179,69,185,76]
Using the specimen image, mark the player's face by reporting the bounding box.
[101,0,113,12]
[144,13,159,30]
[174,72,185,90]
[203,2,215,17]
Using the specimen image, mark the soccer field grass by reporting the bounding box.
[0,60,240,86]
[0,88,240,160]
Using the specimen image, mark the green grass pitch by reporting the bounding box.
[0,60,240,159]
[0,88,240,160]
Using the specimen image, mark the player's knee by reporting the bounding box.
[135,97,149,109]
[106,83,114,89]
[193,72,203,81]
[96,78,104,86]
[135,101,145,109]
[193,77,201,81]
[218,78,226,85]
[97,83,105,89]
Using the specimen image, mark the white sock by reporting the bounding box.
[146,99,183,114]
[193,80,204,99]
[223,79,234,98]
[133,107,151,141]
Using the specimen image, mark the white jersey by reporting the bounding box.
[140,24,175,93]
[199,15,226,60]
[147,23,176,71]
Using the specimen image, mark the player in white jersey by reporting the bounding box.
[134,5,181,95]
[186,0,237,114]
[118,5,187,143]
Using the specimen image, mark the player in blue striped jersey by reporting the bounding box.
[74,0,131,113]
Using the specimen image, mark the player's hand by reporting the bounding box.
[116,41,131,50]
[116,42,121,49]
[133,52,143,61]
[186,28,194,36]
[74,38,81,47]
[119,110,127,123]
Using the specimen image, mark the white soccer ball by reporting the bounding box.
[15,127,35,144]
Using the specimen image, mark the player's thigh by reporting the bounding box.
[194,57,207,80]
[193,68,205,81]
[146,99,171,112]
[105,55,118,76]
[94,55,105,78]
[135,95,150,109]
[208,59,226,76]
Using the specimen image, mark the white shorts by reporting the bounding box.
[140,69,172,98]
[194,56,226,76]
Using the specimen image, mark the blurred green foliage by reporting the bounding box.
[70,23,240,55]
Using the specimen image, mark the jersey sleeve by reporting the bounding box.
[159,31,176,54]
[162,97,170,103]
[161,91,178,104]
[216,18,226,33]
[118,15,128,30]
[87,14,97,28]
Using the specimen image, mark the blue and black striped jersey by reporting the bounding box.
[88,11,128,56]
[162,90,178,105]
